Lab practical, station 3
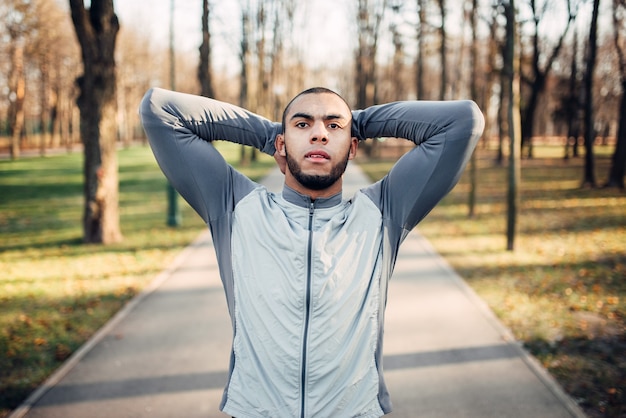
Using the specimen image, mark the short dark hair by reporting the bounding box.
[281,87,351,133]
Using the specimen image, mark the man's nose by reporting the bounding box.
[310,121,328,143]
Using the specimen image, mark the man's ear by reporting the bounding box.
[348,136,358,160]
[276,134,286,157]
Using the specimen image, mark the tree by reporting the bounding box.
[234,0,295,164]
[582,0,600,188]
[415,0,427,99]
[437,0,447,100]
[467,0,479,218]
[606,0,626,188]
[563,26,582,159]
[355,0,386,109]
[166,0,181,227]
[520,0,576,158]
[32,0,69,156]
[355,0,386,157]
[4,0,35,160]
[504,0,522,251]
[238,0,251,164]
[68,0,122,244]
[116,27,153,147]
[389,2,405,100]
[198,0,215,98]
[489,1,509,165]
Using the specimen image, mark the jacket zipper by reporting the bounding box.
[300,200,315,418]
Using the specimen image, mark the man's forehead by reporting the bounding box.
[287,93,351,120]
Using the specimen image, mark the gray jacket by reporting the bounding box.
[140,88,484,418]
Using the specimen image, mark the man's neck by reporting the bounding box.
[284,176,342,201]
[282,185,343,208]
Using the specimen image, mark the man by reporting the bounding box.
[140,87,484,418]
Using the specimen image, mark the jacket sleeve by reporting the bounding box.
[354,100,484,232]
[139,87,281,223]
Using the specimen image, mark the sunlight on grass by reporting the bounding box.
[357,145,625,417]
[0,142,274,416]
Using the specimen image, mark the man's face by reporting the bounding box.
[276,92,357,197]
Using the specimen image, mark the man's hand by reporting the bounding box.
[274,151,286,175]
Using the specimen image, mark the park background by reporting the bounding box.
[0,0,624,417]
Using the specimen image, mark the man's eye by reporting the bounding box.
[328,123,339,129]
[296,122,308,128]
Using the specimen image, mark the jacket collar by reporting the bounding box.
[282,185,343,209]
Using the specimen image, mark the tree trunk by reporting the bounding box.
[521,75,542,158]
[69,0,122,244]
[565,27,580,160]
[9,42,25,160]
[522,0,574,159]
[438,0,447,100]
[467,0,478,218]
[39,51,52,157]
[605,1,626,188]
[497,49,507,166]
[167,0,181,227]
[416,0,426,100]
[582,0,600,188]
[606,80,626,188]
[505,0,521,252]
[239,3,250,165]
[198,0,215,98]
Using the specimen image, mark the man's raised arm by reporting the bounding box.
[139,88,281,223]
[353,100,485,232]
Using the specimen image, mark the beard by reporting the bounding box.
[285,147,350,191]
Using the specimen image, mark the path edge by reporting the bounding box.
[7,230,210,418]
[412,231,588,418]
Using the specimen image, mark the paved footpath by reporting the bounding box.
[11,163,586,418]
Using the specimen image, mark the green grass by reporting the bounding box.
[357,145,625,418]
[0,143,274,417]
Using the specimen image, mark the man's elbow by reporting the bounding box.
[458,100,485,139]
[138,87,163,123]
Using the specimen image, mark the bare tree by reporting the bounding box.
[268,0,285,120]
[1,0,80,157]
[437,0,447,100]
[238,0,251,164]
[355,0,386,109]
[504,0,522,251]
[606,0,626,188]
[467,0,479,218]
[69,0,122,244]
[238,2,250,110]
[117,26,153,146]
[487,1,508,165]
[520,0,576,158]
[415,0,427,99]
[390,2,405,100]
[4,0,36,159]
[198,0,215,98]
[32,0,69,156]
[234,0,294,163]
[166,0,181,227]
[563,26,582,159]
[582,0,600,188]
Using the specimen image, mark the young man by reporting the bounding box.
[140,87,484,418]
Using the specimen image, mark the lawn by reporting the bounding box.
[0,143,274,417]
[358,144,625,418]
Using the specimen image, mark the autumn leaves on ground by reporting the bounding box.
[359,145,625,418]
[0,144,275,418]
[1,144,624,418]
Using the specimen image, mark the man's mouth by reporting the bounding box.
[305,150,330,161]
